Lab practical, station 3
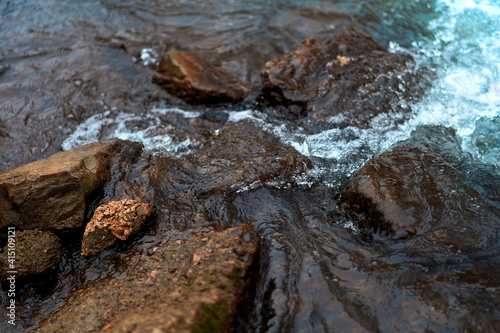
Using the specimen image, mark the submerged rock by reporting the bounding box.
[153,51,254,104]
[341,145,500,250]
[38,224,259,333]
[0,230,60,282]
[183,120,312,196]
[0,139,143,231]
[261,28,425,126]
[81,199,157,256]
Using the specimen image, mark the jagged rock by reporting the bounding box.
[0,139,143,231]
[261,28,426,126]
[0,230,61,282]
[37,224,259,332]
[341,145,500,250]
[81,199,157,256]
[153,50,254,104]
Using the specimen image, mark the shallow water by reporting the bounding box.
[1,0,500,332]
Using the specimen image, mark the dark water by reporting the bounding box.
[1,0,500,332]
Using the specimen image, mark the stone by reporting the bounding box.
[153,51,254,104]
[261,28,426,126]
[81,199,157,256]
[0,139,143,231]
[37,224,259,332]
[182,120,312,196]
[341,145,500,250]
[0,230,61,282]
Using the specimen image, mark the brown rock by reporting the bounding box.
[81,199,157,256]
[0,229,61,281]
[182,120,312,196]
[0,139,143,231]
[38,224,259,332]
[341,145,500,249]
[153,50,254,104]
[261,28,425,126]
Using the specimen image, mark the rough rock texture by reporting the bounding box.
[0,139,143,231]
[37,224,259,333]
[81,199,157,256]
[183,120,312,196]
[153,51,254,104]
[341,145,500,250]
[0,230,61,282]
[261,28,425,126]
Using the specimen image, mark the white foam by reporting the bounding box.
[62,108,203,154]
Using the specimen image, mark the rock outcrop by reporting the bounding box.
[81,199,157,256]
[261,28,426,126]
[341,144,500,250]
[153,51,254,104]
[37,224,259,333]
[0,139,143,231]
[0,230,61,282]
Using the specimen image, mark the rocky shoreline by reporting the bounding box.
[1,28,499,332]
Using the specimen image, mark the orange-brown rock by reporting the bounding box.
[153,50,254,104]
[0,139,143,231]
[81,199,157,256]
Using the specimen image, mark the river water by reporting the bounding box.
[1,0,499,332]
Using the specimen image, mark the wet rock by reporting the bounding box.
[0,139,143,231]
[182,120,312,196]
[81,199,157,256]
[37,224,259,333]
[261,28,425,126]
[472,116,500,165]
[394,125,468,166]
[153,51,254,104]
[0,230,61,282]
[341,145,500,249]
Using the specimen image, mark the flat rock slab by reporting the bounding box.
[0,229,60,282]
[341,145,500,250]
[153,50,254,104]
[81,199,157,256]
[261,28,424,126]
[0,139,143,231]
[37,224,259,333]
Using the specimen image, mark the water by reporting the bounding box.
[1,0,500,331]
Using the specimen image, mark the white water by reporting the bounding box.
[62,0,499,179]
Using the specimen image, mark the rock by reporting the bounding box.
[37,224,259,333]
[340,145,500,250]
[0,139,143,231]
[394,125,468,167]
[0,230,61,282]
[472,116,500,165]
[261,28,426,126]
[182,120,312,196]
[153,51,254,104]
[81,199,157,256]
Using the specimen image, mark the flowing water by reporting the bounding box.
[1,0,500,332]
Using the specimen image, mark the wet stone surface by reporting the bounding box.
[0,1,499,332]
[81,199,157,256]
[153,51,255,105]
[261,28,428,126]
[0,139,143,231]
[0,230,61,282]
[37,224,259,333]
